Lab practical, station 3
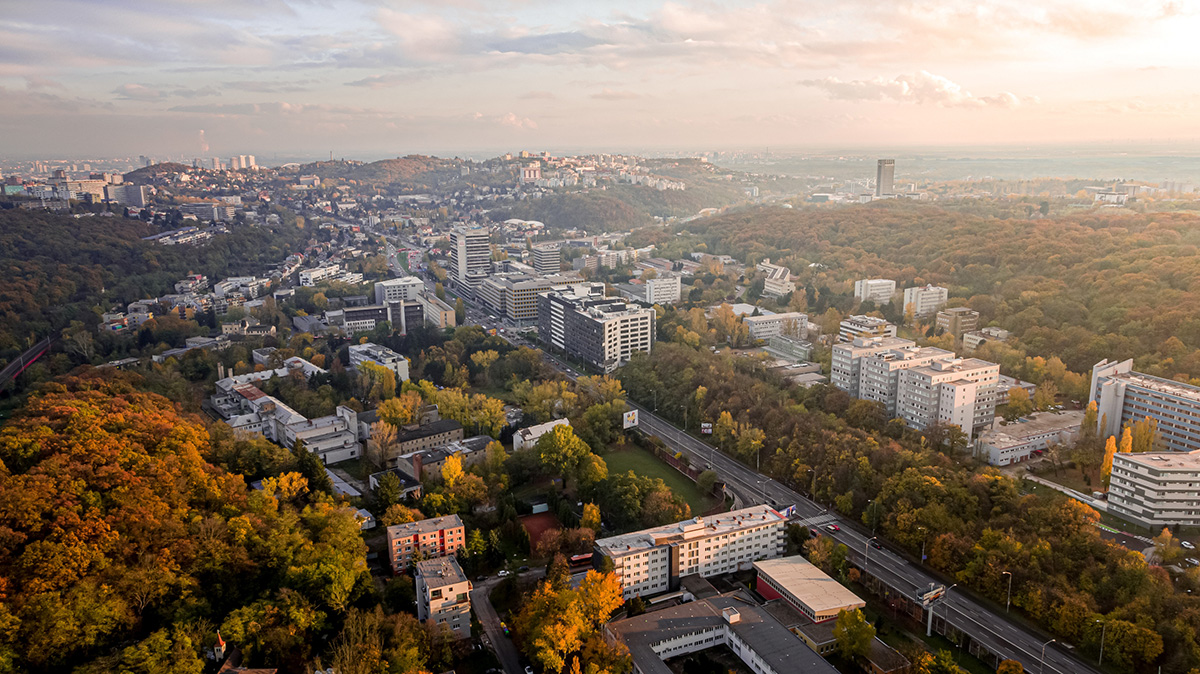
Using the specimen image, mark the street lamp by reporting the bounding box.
[866,536,877,569]
[1040,638,1056,674]
[867,499,880,535]
[1096,619,1106,667]
[1001,571,1013,614]
[919,526,929,563]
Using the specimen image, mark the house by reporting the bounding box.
[513,418,571,451]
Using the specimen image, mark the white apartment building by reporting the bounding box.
[903,285,949,318]
[415,556,473,640]
[744,311,807,341]
[644,275,683,305]
[831,337,915,398]
[375,277,423,304]
[537,290,655,373]
[757,260,795,299]
[594,505,786,600]
[837,315,897,343]
[854,279,896,305]
[1091,359,1200,454]
[532,243,561,276]
[1108,450,1200,528]
[897,357,1000,440]
[349,342,410,382]
[451,227,490,291]
[858,345,956,415]
[299,265,342,287]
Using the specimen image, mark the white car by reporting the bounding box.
[497,570,511,577]
[1182,541,1196,550]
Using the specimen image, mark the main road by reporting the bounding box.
[440,277,1099,674]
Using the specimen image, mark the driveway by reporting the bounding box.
[473,568,545,674]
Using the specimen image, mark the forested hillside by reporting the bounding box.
[0,210,306,359]
[675,202,1200,379]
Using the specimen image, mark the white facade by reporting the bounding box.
[451,227,490,289]
[595,505,786,599]
[831,336,915,398]
[645,275,683,305]
[744,312,807,341]
[903,285,949,318]
[415,556,473,640]
[532,243,561,276]
[858,345,955,415]
[977,411,1084,466]
[854,279,896,305]
[757,260,795,299]
[1108,450,1200,528]
[375,277,423,304]
[837,315,897,343]
[1091,358,1200,454]
[349,342,410,382]
[299,265,342,286]
[513,418,570,451]
[897,358,1000,440]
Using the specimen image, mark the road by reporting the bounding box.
[472,575,524,674]
[433,273,1100,674]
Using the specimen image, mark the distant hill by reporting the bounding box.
[123,162,192,182]
[299,155,463,190]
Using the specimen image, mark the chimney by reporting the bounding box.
[722,607,741,624]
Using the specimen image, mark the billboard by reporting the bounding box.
[700,422,713,434]
[623,410,639,429]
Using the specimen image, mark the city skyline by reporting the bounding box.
[1,0,1198,157]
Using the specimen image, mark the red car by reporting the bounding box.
[825,524,840,532]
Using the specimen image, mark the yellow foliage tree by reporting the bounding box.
[1119,426,1133,454]
[1101,435,1117,487]
[441,453,464,488]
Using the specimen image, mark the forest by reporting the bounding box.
[0,209,307,367]
[618,343,1199,673]
[637,201,1200,381]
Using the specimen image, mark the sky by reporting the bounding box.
[1,0,1199,159]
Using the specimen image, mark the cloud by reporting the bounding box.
[113,83,219,101]
[520,90,556,100]
[223,79,313,93]
[802,71,1035,108]
[496,112,537,129]
[591,88,640,101]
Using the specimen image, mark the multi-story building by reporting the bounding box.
[299,265,343,287]
[644,276,683,305]
[765,335,814,363]
[744,311,807,341]
[479,273,553,323]
[417,292,456,329]
[902,285,949,319]
[375,277,424,304]
[386,514,466,572]
[858,345,956,415]
[831,337,915,398]
[450,227,490,292]
[757,260,795,299]
[415,556,473,640]
[976,410,1083,466]
[513,419,571,451]
[349,342,410,382]
[1091,359,1200,453]
[963,326,1010,353]
[359,418,465,470]
[854,279,896,305]
[532,243,561,275]
[837,315,897,343]
[935,307,980,337]
[896,357,1000,440]
[325,302,422,334]
[876,159,895,196]
[538,290,655,373]
[594,505,786,599]
[1108,450,1200,528]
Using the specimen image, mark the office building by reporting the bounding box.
[976,410,1083,466]
[604,593,839,674]
[744,311,807,341]
[1108,450,1200,528]
[538,290,655,373]
[594,505,786,600]
[935,307,980,337]
[643,275,682,305]
[417,292,456,329]
[837,315,897,343]
[766,335,814,363]
[854,279,896,305]
[902,285,949,319]
[532,243,561,275]
[757,259,795,299]
[450,227,490,292]
[325,302,421,334]
[349,342,410,382]
[415,556,473,640]
[831,336,916,398]
[386,514,466,572]
[479,273,552,323]
[375,277,423,304]
[896,357,1000,440]
[104,184,147,207]
[876,159,895,196]
[963,326,1010,353]
[858,345,956,415]
[753,557,865,624]
[1091,359,1200,453]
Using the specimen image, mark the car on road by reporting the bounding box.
[477,575,488,581]
[1187,558,1200,567]
[870,540,882,550]
[525,667,534,674]
[825,524,840,532]
[518,565,530,572]
[1183,541,1196,550]
[497,570,511,577]
[810,528,821,537]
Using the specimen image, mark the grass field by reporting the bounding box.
[603,446,717,516]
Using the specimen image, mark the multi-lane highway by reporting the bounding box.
[419,266,1098,674]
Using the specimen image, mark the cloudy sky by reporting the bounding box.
[1,0,1197,159]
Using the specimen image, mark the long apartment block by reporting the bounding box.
[386,514,466,572]
[1092,358,1200,453]
[594,505,786,600]
[1108,450,1200,528]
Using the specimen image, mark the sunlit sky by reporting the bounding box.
[1,0,1198,159]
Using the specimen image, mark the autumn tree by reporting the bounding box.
[832,608,875,661]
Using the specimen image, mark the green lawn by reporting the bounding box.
[603,446,717,515]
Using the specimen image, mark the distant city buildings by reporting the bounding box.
[935,307,980,337]
[876,159,895,196]
[903,285,949,318]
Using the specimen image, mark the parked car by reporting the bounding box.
[1186,558,1200,567]
[825,524,840,532]
[1182,541,1196,550]
[498,570,511,577]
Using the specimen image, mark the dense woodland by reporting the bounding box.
[0,209,307,370]
[635,201,1200,381]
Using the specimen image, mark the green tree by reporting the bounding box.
[696,469,718,494]
[927,649,962,674]
[455,297,466,325]
[535,425,594,485]
[1004,388,1033,420]
[832,608,875,661]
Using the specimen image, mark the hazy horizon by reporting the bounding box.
[2,0,1198,158]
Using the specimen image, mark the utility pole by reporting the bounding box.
[1002,570,1013,613]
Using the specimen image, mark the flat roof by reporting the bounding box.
[387,514,464,537]
[596,505,783,558]
[1107,370,1200,404]
[1115,449,1200,471]
[980,410,1085,448]
[754,557,864,616]
[415,556,468,588]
